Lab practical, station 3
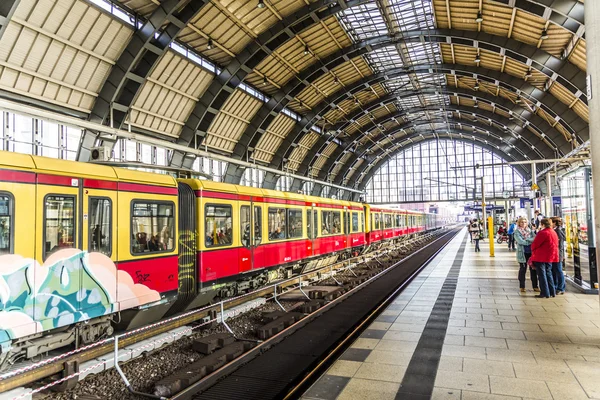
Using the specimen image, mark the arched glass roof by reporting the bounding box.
[365,139,527,203]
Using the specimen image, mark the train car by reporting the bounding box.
[177,179,367,309]
[0,152,179,366]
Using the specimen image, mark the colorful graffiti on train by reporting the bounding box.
[0,249,160,343]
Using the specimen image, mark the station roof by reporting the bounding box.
[0,0,588,197]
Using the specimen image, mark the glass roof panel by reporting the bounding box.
[339,3,387,41]
[388,0,436,33]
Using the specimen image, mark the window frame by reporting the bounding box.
[88,196,113,257]
[0,191,14,255]
[241,205,251,248]
[43,194,77,261]
[351,212,359,233]
[287,208,303,239]
[130,199,176,255]
[268,207,288,242]
[204,203,233,249]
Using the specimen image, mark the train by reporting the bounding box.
[0,150,446,369]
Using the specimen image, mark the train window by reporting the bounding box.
[44,195,76,259]
[268,207,286,241]
[204,204,232,247]
[352,212,359,232]
[373,213,380,230]
[396,215,401,228]
[0,193,13,255]
[241,206,251,248]
[384,214,393,229]
[254,206,262,245]
[89,198,112,256]
[132,202,175,254]
[322,211,341,235]
[287,209,303,239]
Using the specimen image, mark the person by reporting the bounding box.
[551,217,566,295]
[148,235,159,252]
[515,217,539,293]
[470,219,481,252]
[530,218,558,299]
[507,219,517,250]
[270,226,284,240]
[468,220,474,243]
[534,210,545,231]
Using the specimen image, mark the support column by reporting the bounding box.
[585,0,600,293]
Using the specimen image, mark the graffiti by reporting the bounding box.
[177,230,196,294]
[135,270,151,284]
[0,250,160,345]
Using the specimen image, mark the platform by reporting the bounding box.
[302,229,600,400]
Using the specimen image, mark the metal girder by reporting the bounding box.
[90,0,210,126]
[309,112,545,189]
[0,0,19,40]
[302,88,571,181]
[305,109,543,194]
[79,0,209,161]
[513,0,584,31]
[223,29,585,183]
[272,65,585,178]
[332,132,531,201]
[350,130,533,191]
[173,0,360,152]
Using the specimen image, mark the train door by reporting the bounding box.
[82,186,117,313]
[344,208,350,248]
[307,206,316,257]
[252,201,264,270]
[239,203,252,273]
[35,176,83,324]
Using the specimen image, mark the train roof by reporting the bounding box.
[0,150,177,187]
[181,178,364,209]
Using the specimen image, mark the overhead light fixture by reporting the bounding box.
[474,81,480,90]
[257,0,265,8]
[263,76,268,86]
[525,69,532,78]
[304,45,310,55]
[207,38,213,50]
[474,54,481,64]
[515,96,522,104]
[475,11,483,23]
[474,102,478,108]
[541,29,549,40]
[333,76,339,84]
[354,97,360,105]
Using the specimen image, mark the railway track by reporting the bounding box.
[164,227,459,400]
[0,230,446,399]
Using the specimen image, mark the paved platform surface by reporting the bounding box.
[301,228,600,400]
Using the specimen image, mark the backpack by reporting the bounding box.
[507,223,516,235]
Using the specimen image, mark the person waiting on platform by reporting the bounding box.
[507,219,517,251]
[551,217,566,295]
[530,218,559,298]
[469,219,481,252]
[515,217,539,293]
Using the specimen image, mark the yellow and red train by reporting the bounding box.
[0,151,443,368]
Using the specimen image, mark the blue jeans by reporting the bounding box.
[534,262,555,297]
[474,239,480,252]
[552,262,566,292]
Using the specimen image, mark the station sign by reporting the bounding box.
[519,198,534,208]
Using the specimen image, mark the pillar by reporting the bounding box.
[585,0,600,293]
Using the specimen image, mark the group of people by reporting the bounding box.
[513,211,566,298]
[469,211,566,298]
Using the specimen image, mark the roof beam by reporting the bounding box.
[81,0,210,162]
[275,65,582,171]
[0,0,20,41]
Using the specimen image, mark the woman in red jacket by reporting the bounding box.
[530,218,559,298]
